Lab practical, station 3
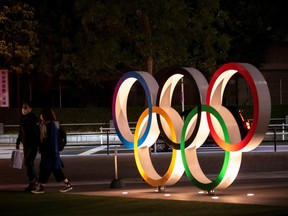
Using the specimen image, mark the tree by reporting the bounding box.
[0,1,38,73]
[34,0,76,78]
[30,0,231,106]
[67,0,231,81]
[186,0,231,77]
[0,0,38,106]
[32,0,288,107]
[71,0,191,78]
[220,0,288,66]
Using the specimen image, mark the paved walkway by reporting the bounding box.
[0,150,288,208]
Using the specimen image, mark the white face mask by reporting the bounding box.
[22,108,29,115]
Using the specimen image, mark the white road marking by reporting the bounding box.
[78,145,107,155]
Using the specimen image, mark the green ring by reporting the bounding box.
[180,105,230,190]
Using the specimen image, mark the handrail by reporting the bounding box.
[1,119,287,154]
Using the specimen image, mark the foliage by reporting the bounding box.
[35,0,232,87]
[187,0,232,76]
[1,0,288,107]
[34,0,77,78]
[220,0,288,66]
[66,0,193,83]
[0,0,38,74]
[35,0,288,88]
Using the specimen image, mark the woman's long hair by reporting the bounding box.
[40,107,56,142]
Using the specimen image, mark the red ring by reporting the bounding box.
[206,63,259,151]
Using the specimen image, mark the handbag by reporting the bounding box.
[11,150,23,169]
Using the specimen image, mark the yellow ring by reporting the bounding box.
[134,106,184,187]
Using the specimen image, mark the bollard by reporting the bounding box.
[0,123,3,134]
[100,127,103,145]
[110,146,125,188]
[274,128,277,152]
[282,123,285,141]
[106,131,110,155]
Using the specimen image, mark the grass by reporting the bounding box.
[0,191,287,216]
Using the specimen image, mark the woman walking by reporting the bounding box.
[32,107,72,194]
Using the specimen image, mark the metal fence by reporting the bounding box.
[1,118,287,148]
[265,124,288,141]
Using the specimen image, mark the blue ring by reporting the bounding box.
[112,71,156,149]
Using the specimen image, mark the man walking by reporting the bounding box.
[16,101,40,192]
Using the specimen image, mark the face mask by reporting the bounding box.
[22,108,28,115]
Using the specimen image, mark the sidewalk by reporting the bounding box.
[1,152,288,207]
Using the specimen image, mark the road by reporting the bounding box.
[48,141,288,156]
[1,140,288,208]
[1,144,288,207]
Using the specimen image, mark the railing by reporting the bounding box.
[266,124,288,141]
[1,119,287,154]
[265,123,288,152]
[99,130,121,155]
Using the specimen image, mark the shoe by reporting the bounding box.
[31,184,44,194]
[60,183,73,193]
[25,182,37,192]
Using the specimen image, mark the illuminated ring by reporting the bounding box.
[112,63,271,191]
[180,105,242,190]
[112,71,158,149]
[207,63,271,152]
[134,106,184,187]
[156,67,209,149]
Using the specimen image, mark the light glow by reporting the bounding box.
[247,193,255,196]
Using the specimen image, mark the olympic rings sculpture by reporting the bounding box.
[112,63,271,191]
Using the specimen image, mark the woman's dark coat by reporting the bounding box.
[39,121,62,170]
